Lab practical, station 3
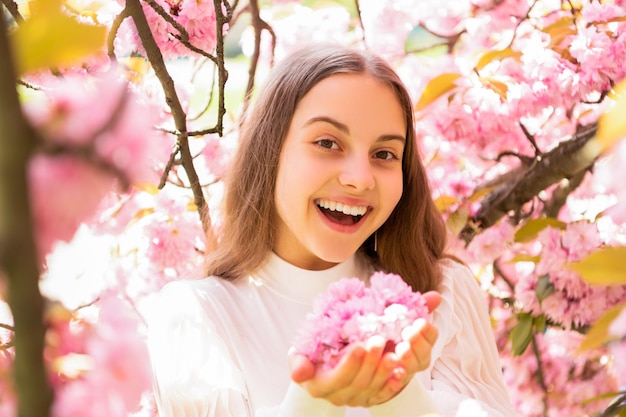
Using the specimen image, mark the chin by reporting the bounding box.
[315,245,361,264]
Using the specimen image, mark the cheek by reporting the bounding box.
[385,171,404,208]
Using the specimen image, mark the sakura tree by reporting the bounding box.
[0,1,625,417]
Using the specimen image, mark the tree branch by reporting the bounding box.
[126,0,216,249]
[542,167,588,218]
[460,122,599,243]
[0,16,53,417]
[212,0,229,136]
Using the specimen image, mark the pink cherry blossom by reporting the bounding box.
[50,295,151,417]
[119,0,219,60]
[28,154,115,262]
[294,272,429,369]
[501,329,618,417]
[24,71,173,187]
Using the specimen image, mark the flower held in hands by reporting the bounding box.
[293,272,429,369]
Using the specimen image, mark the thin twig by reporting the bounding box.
[0,0,23,23]
[354,0,366,45]
[531,336,550,417]
[158,143,180,189]
[519,122,542,157]
[239,0,274,122]
[0,322,14,332]
[108,5,131,59]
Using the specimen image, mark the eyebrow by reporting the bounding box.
[304,116,406,144]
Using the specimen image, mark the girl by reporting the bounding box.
[148,43,519,417]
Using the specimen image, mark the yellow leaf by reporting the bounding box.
[508,254,541,264]
[542,16,577,48]
[595,79,626,151]
[434,195,459,212]
[475,48,521,71]
[480,77,509,99]
[119,57,150,83]
[568,246,626,285]
[137,183,161,195]
[468,186,495,202]
[514,218,566,243]
[416,73,462,111]
[9,0,106,75]
[578,302,626,352]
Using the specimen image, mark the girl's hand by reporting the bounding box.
[288,291,441,408]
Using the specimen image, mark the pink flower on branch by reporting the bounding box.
[120,0,219,59]
[293,272,429,369]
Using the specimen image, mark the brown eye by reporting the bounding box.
[373,150,398,160]
[315,139,339,150]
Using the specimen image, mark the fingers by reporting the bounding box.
[422,291,442,313]
[336,336,392,406]
[397,318,438,374]
[289,319,439,408]
[288,348,316,383]
[299,336,402,407]
[301,343,366,399]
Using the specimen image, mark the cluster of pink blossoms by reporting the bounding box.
[23,71,172,262]
[501,329,617,417]
[119,0,219,59]
[293,272,429,369]
[515,222,626,330]
[47,296,153,417]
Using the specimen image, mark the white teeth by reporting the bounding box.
[317,199,367,216]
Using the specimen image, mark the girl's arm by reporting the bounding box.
[147,282,252,417]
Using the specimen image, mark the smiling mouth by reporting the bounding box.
[316,199,368,225]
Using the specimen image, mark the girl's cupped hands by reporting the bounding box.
[288,291,441,408]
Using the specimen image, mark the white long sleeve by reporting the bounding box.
[147,254,517,417]
[147,281,252,417]
[427,260,518,417]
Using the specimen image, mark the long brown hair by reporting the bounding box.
[205,43,448,293]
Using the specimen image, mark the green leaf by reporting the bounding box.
[514,218,566,243]
[568,246,626,285]
[535,275,555,303]
[511,313,533,356]
[533,314,547,334]
[416,73,461,111]
[9,0,106,75]
[578,302,626,352]
[405,24,449,56]
[445,207,468,236]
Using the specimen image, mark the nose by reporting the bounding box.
[338,154,375,191]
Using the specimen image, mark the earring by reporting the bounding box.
[374,232,378,253]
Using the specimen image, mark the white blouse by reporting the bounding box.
[147,253,519,417]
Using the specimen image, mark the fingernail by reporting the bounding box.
[392,367,406,380]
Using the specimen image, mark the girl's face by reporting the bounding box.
[273,73,406,270]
